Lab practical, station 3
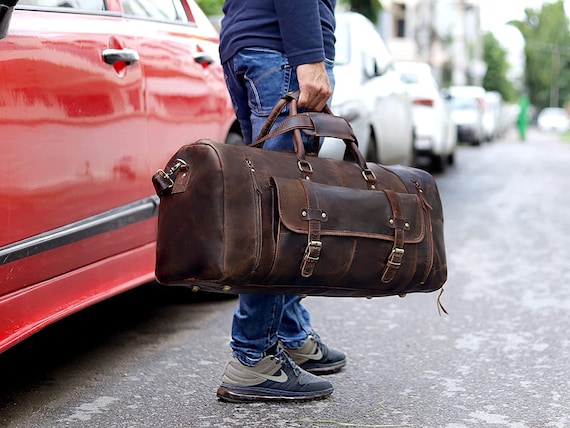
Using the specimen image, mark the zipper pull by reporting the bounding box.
[246,159,262,194]
[412,179,432,211]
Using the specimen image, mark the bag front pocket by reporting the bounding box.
[264,177,427,292]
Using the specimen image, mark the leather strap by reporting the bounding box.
[299,179,325,277]
[255,91,332,144]
[249,91,376,186]
[381,189,408,283]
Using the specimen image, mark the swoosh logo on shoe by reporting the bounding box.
[243,368,289,383]
[293,347,323,361]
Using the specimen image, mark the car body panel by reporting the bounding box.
[0,0,236,353]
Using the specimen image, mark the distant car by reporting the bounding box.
[0,0,238,353]
[447,85,486,145]
[483,91,506,141]
[319,12,414,166]
[537,107,570,133]
[395,61,457,172]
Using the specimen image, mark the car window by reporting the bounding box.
[450,96,478,109]
[121,0,186,21]
[399,71,419,84]
[18,0,104,11]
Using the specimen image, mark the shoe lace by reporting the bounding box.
[273,348,301,377]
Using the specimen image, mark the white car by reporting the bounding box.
[483,91,505,140]
[447,85,486,146]
[537,107,570,133]
[395,61,457,171]
[319,12,414,166]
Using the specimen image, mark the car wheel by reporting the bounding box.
[225,131,244,146]
[430,154,446,173]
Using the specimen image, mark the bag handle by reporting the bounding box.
[249,92,372,176]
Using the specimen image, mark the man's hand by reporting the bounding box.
[296,62,332,111]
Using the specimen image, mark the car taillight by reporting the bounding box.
[413,98,434,107]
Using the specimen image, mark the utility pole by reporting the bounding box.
[452,0,467,85]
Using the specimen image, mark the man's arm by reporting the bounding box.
[274,0,332,110]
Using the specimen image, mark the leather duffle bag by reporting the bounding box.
[152,92,447,300]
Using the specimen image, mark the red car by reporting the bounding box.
[0,0,238,353]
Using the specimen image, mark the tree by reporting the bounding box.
[509,0,570,109]
[339,0,382,23]
[198,0,383,24]
[196,0,223,16]
[482,32,517,102]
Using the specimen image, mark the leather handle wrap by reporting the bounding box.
[250,91,369,171]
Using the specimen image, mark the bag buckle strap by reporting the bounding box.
[152,158,189,196]
[301,240,322,278]
[381,189,407,283]
[381,247,405,283]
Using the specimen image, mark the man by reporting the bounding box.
[216,0,346,403]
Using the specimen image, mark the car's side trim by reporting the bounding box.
[0,195,159,266]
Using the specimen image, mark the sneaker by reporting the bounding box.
[217,346,333,403]
[283,335,346,375]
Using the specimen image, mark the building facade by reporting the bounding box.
[378,0,484,86]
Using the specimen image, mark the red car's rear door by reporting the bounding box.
[116,0,234,172]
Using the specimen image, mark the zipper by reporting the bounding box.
[246,159,263,273]
[412,179,434,284]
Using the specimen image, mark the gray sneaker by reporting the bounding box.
[283,335,346,375]
[217,346,333,403]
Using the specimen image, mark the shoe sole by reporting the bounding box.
[217,385,333,403]
[301,359,346,375]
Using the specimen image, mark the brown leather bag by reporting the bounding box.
[152,92,447,300]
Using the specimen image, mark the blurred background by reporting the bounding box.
[199,0,570,135]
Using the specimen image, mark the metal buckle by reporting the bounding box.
[387,247,405,266]
[155,168,174,188]
[298,159,314,174]
[361,169,377,182]
[303,240,322,261]
[172,158,189,172]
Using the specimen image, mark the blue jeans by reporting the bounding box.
[223,48,335,365]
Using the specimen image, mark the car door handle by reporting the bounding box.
[102,48,140,66]
[193,52,214,66]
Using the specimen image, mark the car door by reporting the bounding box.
[0,2,149,295]
[116,0,235,173]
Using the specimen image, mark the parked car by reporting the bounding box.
[447,85,486,145]
[394,61,457,172]
[0,0,238,353]
[536,107,570,133]
[483,90,507,140]
[319,12,414,166]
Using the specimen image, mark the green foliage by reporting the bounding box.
[339,0,383,24]
[196,0,223,16]
[482,32,517,102]
[509,0,570,109]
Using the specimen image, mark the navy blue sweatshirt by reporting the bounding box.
[219,0,336,67]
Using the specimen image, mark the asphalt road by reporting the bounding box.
[1,128,569,428]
